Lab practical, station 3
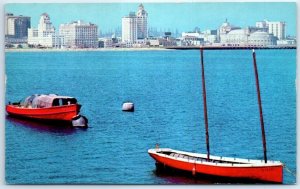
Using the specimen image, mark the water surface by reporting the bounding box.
[5,50,296,184]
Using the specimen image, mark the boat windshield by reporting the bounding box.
[52,98,77,106]
[20,94,39,108]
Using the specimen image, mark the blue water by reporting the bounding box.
[5,50,296,184]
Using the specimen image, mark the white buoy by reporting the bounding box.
[71,115,88,127]
[122,102,134,112]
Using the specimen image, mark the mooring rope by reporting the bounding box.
[283,164,296,177]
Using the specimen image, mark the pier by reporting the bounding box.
[166,46,296,50]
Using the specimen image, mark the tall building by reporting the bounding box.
[28,13,60,48]
[256,20,285,40]
[5,13,31,43]
[136,4,148,39]
[59,20,98,48]
[38,13,55,38]
[122,4,148,44]
[267,21,285,40]
[122,12,137,43]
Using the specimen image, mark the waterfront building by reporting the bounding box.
[181,32,204,46]
[5,13,31,44]
[218,19,241,42]
[267,21,285,40]
[121,4,148,44]
[147,37,160,47]
[277,39,296,46]
[98,37,117,48]
[146,36,176,47]
[256,20,286,40]
[59,20,98,48]
[220,29,249,45]
[248,31,277,46]
[218,19,278,47]
[122,12,137,44]
[136,4,148,39]
[220,27,276,47]
[181,30,217,46]
[255,21,268,32]
[201,30,218,44]
[103,38,113,48]
[28,13,60,48]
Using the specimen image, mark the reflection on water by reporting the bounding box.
[6,115,81,134]
[154,169,211,184]
[153,166,268,184]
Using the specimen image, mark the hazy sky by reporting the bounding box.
[5,2,297,36]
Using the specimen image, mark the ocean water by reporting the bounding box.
[5,49,296,184]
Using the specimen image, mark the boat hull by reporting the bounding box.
[148,148,283,183]
[6,104,80,121]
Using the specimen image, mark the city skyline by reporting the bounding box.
[5,2,296,36]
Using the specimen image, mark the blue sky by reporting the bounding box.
[5,2,296,36]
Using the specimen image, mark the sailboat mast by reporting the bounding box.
[200,48,210,161]
[252,49,267,163]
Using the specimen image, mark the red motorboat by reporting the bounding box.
[148,49,283,183]
[6,94,88,127]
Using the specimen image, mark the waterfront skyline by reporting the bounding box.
[5,2,296,36]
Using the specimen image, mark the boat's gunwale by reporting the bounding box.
[148,148,283,167]
[6,103,79,110]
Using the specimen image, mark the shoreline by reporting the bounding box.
[5,47,173,53]
[5,45,296,53]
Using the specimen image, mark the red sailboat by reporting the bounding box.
[6,94,88,127]
[148,49,283,183]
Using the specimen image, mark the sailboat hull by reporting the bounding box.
[148,148,283,183]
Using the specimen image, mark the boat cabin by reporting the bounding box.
[21,94,77,108]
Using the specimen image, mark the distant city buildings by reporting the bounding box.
[27,14,98,48]
[4,7,296,49]
[5,13,31,44]
[219,19,278,47]
[59,20,98,48]
[122,4,148,46]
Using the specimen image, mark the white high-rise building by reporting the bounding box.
[136,4,148,39]
[267,21,285,40]
[122,4,148,44]
[38,13,55,38]
[256,20,285,40]
[28,13,60,47]
[59,20,98,48]
[122,12,137,43]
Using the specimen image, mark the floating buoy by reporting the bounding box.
[122,102,134,112]
[71,115,88,127]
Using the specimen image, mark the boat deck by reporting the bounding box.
[157,151,248,165]
[152,148,282,166]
